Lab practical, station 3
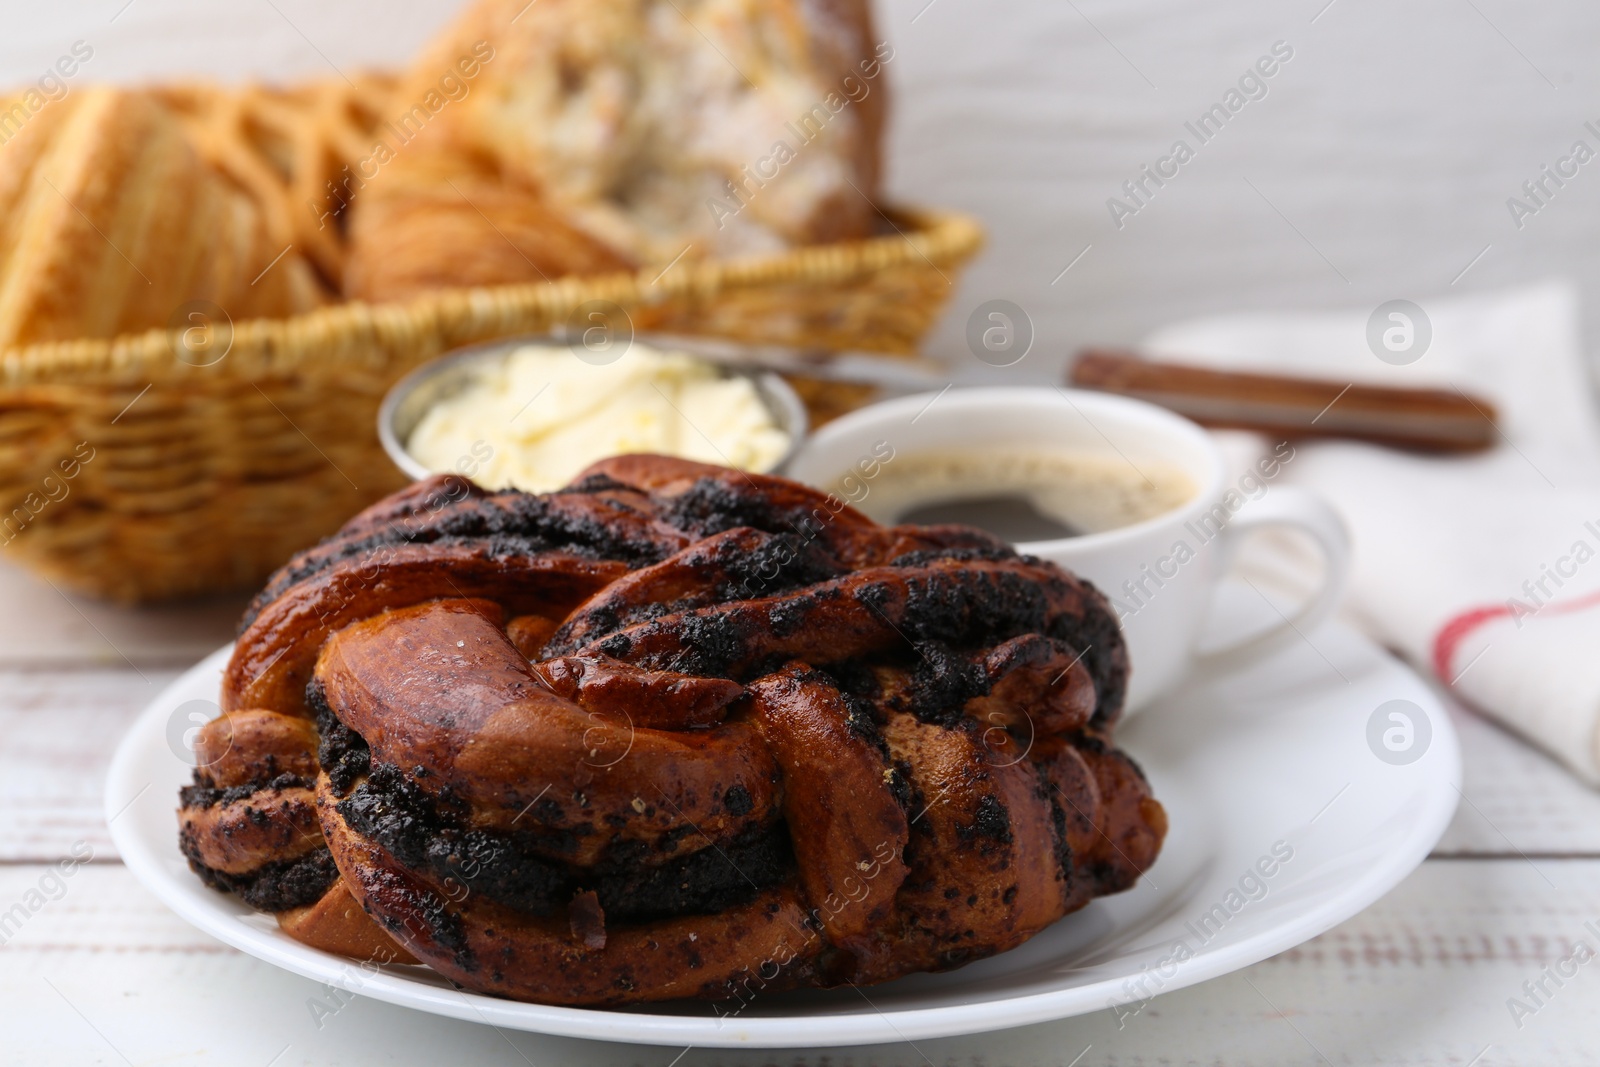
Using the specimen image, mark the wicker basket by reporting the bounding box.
[0,205,982,602]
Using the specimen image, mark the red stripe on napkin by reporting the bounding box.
[1433,589,1600,684]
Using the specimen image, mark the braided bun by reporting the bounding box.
[179,456,1164,1005]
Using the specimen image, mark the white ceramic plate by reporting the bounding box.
[106,590,1459,1048]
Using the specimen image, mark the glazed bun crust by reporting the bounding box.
[178,457,1164,1006]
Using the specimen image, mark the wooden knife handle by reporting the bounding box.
[1069,349,1499,453]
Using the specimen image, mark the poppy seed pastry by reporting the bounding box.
[178,455,1165,1005]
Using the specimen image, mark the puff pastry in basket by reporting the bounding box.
[0,87,323,347]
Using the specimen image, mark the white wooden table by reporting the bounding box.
[3,558,1599,1066]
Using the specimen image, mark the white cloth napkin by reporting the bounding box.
[1143,280,1600,783]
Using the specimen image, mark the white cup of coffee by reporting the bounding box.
[785,386,1350,713]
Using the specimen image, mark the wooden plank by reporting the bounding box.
[0,667,179,861]
[0,561,244,668]
[1434,701,1600,857]
[2,861,1598,1065]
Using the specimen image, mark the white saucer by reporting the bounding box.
[106,593,1459,1048]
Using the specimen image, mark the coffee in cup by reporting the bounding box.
[786,387,1349,713]
[836,447,1195,542]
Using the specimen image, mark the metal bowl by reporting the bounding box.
[377,333,810,483]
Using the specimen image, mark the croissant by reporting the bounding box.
[341,141,634,303]
[344,0,887,301]
[178,456,1165,1005]
[0,87,324,348]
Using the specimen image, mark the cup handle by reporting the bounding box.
[1191,486,1351,672]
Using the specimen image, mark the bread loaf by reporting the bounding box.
[345,0,889,301]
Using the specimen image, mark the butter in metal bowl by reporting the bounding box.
[404,342,793,492]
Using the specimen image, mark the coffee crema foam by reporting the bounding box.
[843,448,1195,542]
